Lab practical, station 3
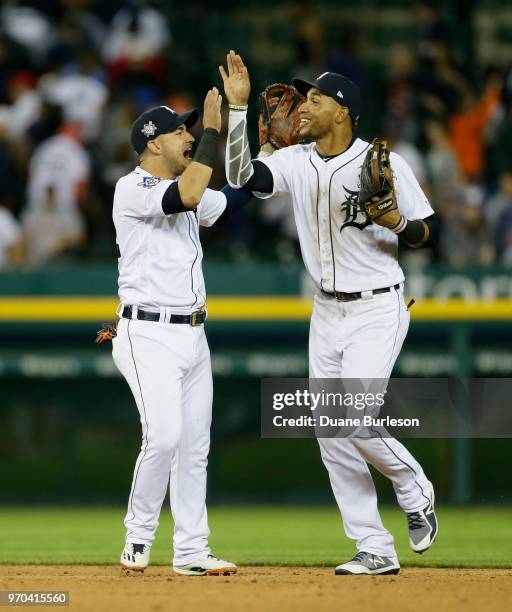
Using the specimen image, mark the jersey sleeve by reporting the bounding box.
[196,188,227,227]
[252,147,293,200]
[117,175,176,218]
[390,152,434,220]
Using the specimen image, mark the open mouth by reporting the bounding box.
[183,149,193,160]
[300,118,311,128]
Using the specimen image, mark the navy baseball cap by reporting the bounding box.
[293,72,361,123]
[130,106,199,155]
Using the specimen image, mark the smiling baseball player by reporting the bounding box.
[220,51,439,575]
[111,89,243,576]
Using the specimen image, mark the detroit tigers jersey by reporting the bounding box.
[254,138,434,293]
[113,166,226,311]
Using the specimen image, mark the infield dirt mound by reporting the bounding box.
[1,566,511,612]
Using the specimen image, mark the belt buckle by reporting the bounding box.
[190,308,204,327]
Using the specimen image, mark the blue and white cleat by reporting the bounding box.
[335,551,400,575]
[407,494,438,554]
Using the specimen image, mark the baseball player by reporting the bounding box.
[111,89,245,576]
[220,51,439,575]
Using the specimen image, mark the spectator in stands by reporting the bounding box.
[449,83,500,181]
[497,202,512,267]
[98,95,139,187]
[486,171,512,266]
[102,1,171,85]
[415,0,449,63]
[47,4,106,66]
[39,50,108,142]
[0,117,24,266]
[425,120,461,211]
[486,171,512,234]
[485,65,512,181]
[1,1,55,67]
[388,132,428,193]
[5,71,41,141]
[439,182,495,268]
[21,121,90,265]
[0,31,31,104]
[418,42,468,119]
[26,100,64,149]
[384,46,420,142]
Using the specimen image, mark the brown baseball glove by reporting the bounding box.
[358,138,398,221]
[95,322,117,344]
[258,83,305,149]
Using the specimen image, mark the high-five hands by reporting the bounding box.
[203,87,222,133]
[219,50,251,107]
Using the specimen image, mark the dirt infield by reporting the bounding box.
[0,566,511,612]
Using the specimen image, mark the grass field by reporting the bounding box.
[1,506,511,568]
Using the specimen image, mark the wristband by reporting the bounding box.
[229,104,248,111]
[398,218,429,246]
[193,128,219,168]
[390,215,407,234]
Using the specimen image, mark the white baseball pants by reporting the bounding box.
[112,317,212,566]
[310,287,433,558]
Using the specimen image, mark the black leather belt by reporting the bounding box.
[121,306,206,326]
[322,284,400,302]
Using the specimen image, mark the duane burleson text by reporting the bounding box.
[272,416,420,428]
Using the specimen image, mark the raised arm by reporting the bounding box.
[218,50,254,189]
[177,87,222,207]
[217,51,272,196]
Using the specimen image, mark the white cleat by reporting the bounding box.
[335,551,400,575]
[174,553,237,576]
[120,542,151,571]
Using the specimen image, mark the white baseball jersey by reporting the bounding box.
[254,138,434,293]
[113,166,226,312]
[27,133,90,213]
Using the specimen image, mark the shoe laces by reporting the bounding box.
[407,511,424,530]
[352,551,368,563]
[207,554,221,561]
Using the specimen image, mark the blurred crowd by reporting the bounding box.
[0,0,511,270]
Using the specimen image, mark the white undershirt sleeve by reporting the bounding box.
[226,109,254,188]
